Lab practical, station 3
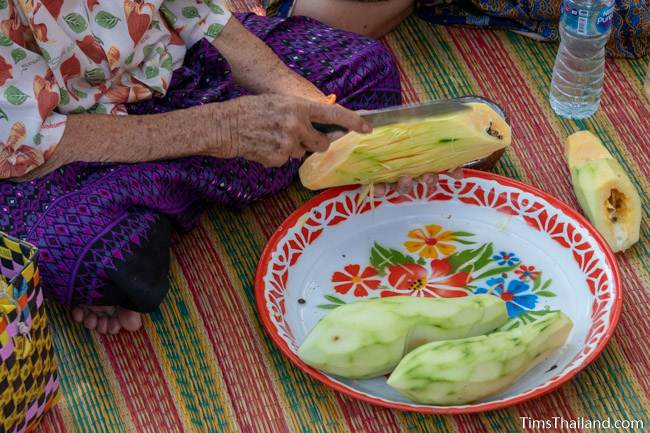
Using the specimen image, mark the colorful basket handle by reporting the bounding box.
[1,279,33,360]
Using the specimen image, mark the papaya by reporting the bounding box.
[297,295,508,379]
[387,311,573,405]
[299,102,511,190]
[566,131,641,252]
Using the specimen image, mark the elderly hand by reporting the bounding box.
[216,94,371,167]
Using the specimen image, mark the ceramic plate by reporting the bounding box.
[255,170,621,414]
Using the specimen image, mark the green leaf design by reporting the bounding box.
[144,66,159,79]
[0,33,12,47]
[317,304,341,310]
[204,23,224,39]
[5,86,29,105]
[206,0,225,14]
[181,6,200,19]
[69,106,87,114]
[125,52,135,65]
[448,245,484,273]
[143,44,156,58]
[532,274,542,291]
[160,55,172,71]
[541,279,552,290]
[370,242,417,276]
[70,87,88,99]
[59,88,70,105]
[155,46,164,56]
[159,4,176,24]
[323,295,345,304]
[473,264,518,281]
[473,243,494,271]
[535,290,556,297]
[84,68,105,83]
[64,13,88,33]
[452,231,475,238]
[0,0,7,9]
[95,11,120,29]
[10,48,25,63]
[0,108,7,121]
[40,47,52,63]
[33,133,42,145]
[89,104,107,114]
[151,20,161,31]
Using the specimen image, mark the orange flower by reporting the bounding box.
[86,0,99,11]
[129,84,151,102]
[0,56,13,86]
[331,264,381,297]
[0,122,44,178]
[29,3,48,42]
[105,85,130,103]
[404,224,457,259]
[33,74,59,120]
[107,46,121,70]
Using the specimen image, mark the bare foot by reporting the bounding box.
[71,305,142,334]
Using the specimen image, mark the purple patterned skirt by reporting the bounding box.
[0,13,401,311]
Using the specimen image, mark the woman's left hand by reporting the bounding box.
[373,168,464,196]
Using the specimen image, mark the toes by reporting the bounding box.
[373,183,386,197]
[117,308,143,332]
[97,317,109,334]
[71,307,86,323]
[108,317,121,335]
[83,313,98,330]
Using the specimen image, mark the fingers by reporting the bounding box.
[309,102,371,134]
[422,173,439,187]
[397,176,413,194]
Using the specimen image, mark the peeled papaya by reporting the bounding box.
[387,311,573,405]
[299,102,511,190]
[566,131,641,252]
[297,295,508,379]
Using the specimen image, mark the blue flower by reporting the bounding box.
[475,279,538,317]
[492,251,520,266]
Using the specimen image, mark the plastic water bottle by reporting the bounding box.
[549,0,614,119]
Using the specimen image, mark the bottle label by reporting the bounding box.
[562,2,614,36]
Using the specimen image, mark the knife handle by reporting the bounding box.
[312,122,349,134]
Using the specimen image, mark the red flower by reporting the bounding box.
[33,73,60,120]
[124,0,154,45]
[515,265,540,281]
[331,265,380,297]
[381,259,471,298]
[0,56,12,86]
[77,35,106,64]
[42,0,64,19]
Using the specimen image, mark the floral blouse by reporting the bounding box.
[0,0,231,179]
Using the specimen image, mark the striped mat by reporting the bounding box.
[36,2,649,433]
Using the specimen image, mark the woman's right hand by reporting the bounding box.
[216,94,371,167]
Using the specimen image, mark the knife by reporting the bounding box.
[312,100,472,134]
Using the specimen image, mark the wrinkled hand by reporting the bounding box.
[218,94,370,167]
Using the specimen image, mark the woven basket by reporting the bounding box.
[0,232,59,433]
[643,63,650,101]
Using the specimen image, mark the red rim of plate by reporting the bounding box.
[254,169,622,414]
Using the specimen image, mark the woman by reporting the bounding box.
[0,1,402,333]
[266,0,649,58]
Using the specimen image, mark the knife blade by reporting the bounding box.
[312,100,471,134]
